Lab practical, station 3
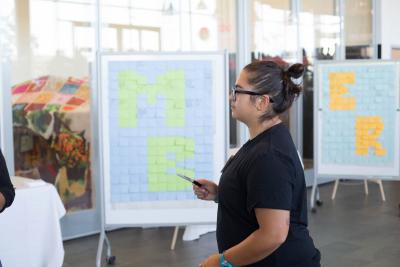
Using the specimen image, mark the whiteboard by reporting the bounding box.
[99,52,228,226]
[314,60,400,179]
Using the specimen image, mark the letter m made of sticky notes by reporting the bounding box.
[355,116,387,156]
[329,72,356,110]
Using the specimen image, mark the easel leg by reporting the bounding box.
[331,179,339,200]
[310,175,318,213]
[364,179,369,195]
[96,231,115,266]
[96,230,105,267]
[105,234,113,261]
[170,226,179,250]
[315,186,323,207]
[377,179,386,201]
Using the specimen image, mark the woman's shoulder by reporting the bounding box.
[249,141,297,170]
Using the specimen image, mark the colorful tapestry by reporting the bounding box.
[12,76,93,212]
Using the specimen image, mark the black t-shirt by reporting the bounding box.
[216,123,320,267]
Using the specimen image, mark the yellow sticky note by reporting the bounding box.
[355,116,387,157]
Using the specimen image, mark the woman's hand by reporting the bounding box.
[193,179,218,201]
[199,253,220,267]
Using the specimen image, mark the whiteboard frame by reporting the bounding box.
[314,60,400,180]
[98,52,228,226]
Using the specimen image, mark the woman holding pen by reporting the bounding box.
[193,60,320,267]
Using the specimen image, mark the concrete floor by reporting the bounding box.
[63,180,400,267]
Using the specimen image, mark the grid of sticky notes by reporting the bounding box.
[108,60,214,203]
[320,64,396,166]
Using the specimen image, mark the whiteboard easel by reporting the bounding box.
[312,60,400,212]
[95,52,228,266]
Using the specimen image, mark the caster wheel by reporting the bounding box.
[311,207,317,213]
[316,200,323,206]
[106,255,116,265]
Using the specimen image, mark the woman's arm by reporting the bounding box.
[224,208,289,266]
[200,208,289,267]
[0,149,15,212]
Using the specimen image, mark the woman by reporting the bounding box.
[0,149,15,267]
[0,148,15,213]
[194,61,320,267]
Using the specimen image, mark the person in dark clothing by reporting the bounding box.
[194,61,320,267]
[0,148,15,213]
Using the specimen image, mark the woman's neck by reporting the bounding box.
[248,117,282,140]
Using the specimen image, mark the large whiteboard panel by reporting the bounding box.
[100,53,227,225]
[315,61,400,179]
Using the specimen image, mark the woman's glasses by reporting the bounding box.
[231,86,274,102]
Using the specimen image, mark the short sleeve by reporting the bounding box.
[246,152,293,213]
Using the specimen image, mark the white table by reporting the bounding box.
[0,177,66,267]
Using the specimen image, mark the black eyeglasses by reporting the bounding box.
[230,86,274,102]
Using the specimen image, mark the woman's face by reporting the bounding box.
[230,70,258,124]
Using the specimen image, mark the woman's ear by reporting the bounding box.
[256,97,268,111]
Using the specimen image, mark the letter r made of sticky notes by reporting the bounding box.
[355,116,387,157]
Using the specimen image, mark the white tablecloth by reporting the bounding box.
[183,224,216,241]
[0,178,66,267]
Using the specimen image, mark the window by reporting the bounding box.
[2,0,96,212]
[300,0,340,168]
[250,0,297,62]
[345,0,373,59]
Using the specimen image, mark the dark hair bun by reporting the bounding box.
[286,63,304,79]
[281,63,304,99]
